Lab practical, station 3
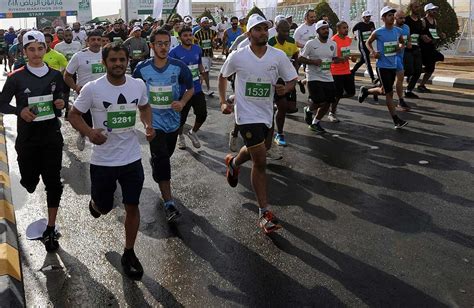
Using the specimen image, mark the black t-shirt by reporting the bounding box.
[352,21,376,42]
[107,30,127,43]
[405,15,423,50]
[420,17,438,48]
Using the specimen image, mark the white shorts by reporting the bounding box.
[202,57,212,72]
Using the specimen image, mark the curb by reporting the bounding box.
[212,55,474,90]
[0,114,25,307]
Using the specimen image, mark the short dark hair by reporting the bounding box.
[336,21,348,28]
[43,33,54,41]
[179,27,192,36]
[102,43,129,62]
[230,16,238,22]
[150,29,170,43]
[304,9,315,19]
[87,30,103,38]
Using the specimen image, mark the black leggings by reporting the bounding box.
[352,45,375,81]
[149,129,178,182]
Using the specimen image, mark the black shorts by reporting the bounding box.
[307,80,336,106]
[333,74,355,98]
[238,123,269,148]
[376,67,397,94]
[180,91,207,127]
[90,159,144,214]
[274,78,297,102]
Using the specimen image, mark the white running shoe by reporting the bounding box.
[229,132,239,152]
[177,134,186,150]
[186,130,201,148]
[76,134,85,151]
[328,112,340,123]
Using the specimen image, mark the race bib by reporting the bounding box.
[66,53,73,61]
[308,36,315,40]
[245,77,272,100]
[149,85,173,109]
[132,50,142,59]
[411,34,419,46]
[188,64,199,81]
[321,59,332,71]
[201,39,212,50]
[341,47,351,58]
[106,104,137,133]
[289,29,295,37]
[28,94,55,122]
[403,35,408,42]
[92,62,106,74]
[0,41,6,48]
[362,31,372,41]
[383,41,397,56]
[429,28,440,40]
[113,37,123,44]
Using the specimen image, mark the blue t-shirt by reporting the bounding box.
[169,44,203,94]
[225,28,243,47]
[133,58,194,133]
[374,26,403,69]
[192,26,201,35]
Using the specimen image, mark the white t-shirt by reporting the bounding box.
[268,27,277,39]
[66,48,105,87]
[72,30,87,47]
[294,23,317,47]
[220,45,298,127]
[27,64,49,77]
[217,22,229,39]
[301,38,337,82]
[73,75,149,167]
[54,41,82,61]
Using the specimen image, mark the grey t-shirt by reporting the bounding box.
[123,37,150,60]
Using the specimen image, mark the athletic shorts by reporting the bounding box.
[274,78,297,102]
[202,57,212,72]
[333,74,355,98]
[307,80,336,106]
[237,123,269,148]
[90,159,144,214]
[376,67,397,94]
[180,91,207,127]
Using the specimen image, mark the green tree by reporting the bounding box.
[246,6,266,19]
[314,1,339,34]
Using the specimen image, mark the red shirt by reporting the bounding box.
[331,34,352,75]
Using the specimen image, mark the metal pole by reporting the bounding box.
[469,0,472,52]
[125,0,129,23]
[166,0,181,24]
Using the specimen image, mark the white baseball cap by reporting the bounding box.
[130,26,142,34]
[22,30,46,46]
[274,15,286,24]
[286,14,293,18]
[246,14,272,32]
[424,3,439,11]
[362,10,372,17]
[380,6,396,17]
[315,20,330,31]
[184,16,192,24]
[201,17,209,23]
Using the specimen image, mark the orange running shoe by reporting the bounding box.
[258,210,283,234]
[225,154,240,187]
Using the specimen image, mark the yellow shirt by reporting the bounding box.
[268,36,298,59]
[43,49,68,71]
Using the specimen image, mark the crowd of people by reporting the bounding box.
[0,0,446,280]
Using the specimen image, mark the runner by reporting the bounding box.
[43,33,68,72]
[351,10,377,83]
[54,28,82,62]
[0,31,65,252]
[286,15,298,38]
[123,26,149,73]
[101,32,111,47]
[169,27,207,150]
[294,9,317,48]
[218,14,297,233]
[358,6,408,129]
[194,17,217,96]
[9,30,27,70]
[108,21,128,44]
[68,43,153,280]
[5,27,17,72]
[216,16,229,51]
[404,0,423,99]
[394,10,412,111]
[418,3,445,93]
[268,19,299,146]
[72,22,87,47]
[222,17,243,57]
[299,20,338,133]
[65,30,106,151]
[0,29,8,73]
[133,29,194,222]
[330,21,356,122]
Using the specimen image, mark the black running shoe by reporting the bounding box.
[164,204,181,222]
[89,200,101,218]
[303,106,312,125]
[373,94,379,101]
[121,249,144,280]
[297,80,306,94]
[394,118,408,129]
[286,107,298,114]
[405,91,419,99]
[308,122,326,134]
[42,228,59,252]
[358,86,369,103]
[417,85,431,93]
[397,99,411,111]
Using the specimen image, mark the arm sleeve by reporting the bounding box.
[138,80,148,106]
[278,54,298,82]
[0,76,18,115]
[178,63,194,90]
[66,53,79,74]
[220,52,236,78]
[73,81,93,113]
[59,53,68,70]
[300,41,311,58]
[132,62,143,79]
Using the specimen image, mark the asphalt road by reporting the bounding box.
[2,62,473,307]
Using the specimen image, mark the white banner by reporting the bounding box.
[177,0,192,18]
[366,0,382,27]
[153,0,164,18]
[0,0,91,22]
[124,0,176,20]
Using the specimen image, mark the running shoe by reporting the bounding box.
[42,228,59,252]
[286,107,298,114]
[177,134,186,150]
[229,132,239,152]
[225,154,239,187]
[308,122,326,134]
[394,118,408,129]
[405,91,419,99]
[297,80,306,94]
[397,99,411,111]
[417,85,431,93]
[303,106,312,125]
[372,78,380,85]
[89,200,101,218]
[186,130,201,148]
[76,134,85,151]
[164,204,181,222]
[373,94,379,101]
[121,249,144,280]
[358,86,369,103]
[258,210,282,234]
[274,133,287,146]
[328,112,340,123]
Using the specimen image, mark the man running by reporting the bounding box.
[299,20,338,133]
[219,14,297,233]
[418,3,445,93]
[72,22,87,47]
[108,21,128,44]
[43,33,68,72]
[194,17,217,96]
[133,29,194,222]
[330,21,356,123]
[65,30,106,151]
[351,11,377,83]
[294,9,317,48]
[404,1,423,99]
[54,28,82,62]
[0,31,65,252]
[358,6,408,129]
[169,27,207,150]
[5,27,17,72]
[222,17,243,57]
[0,29,8,73]
[123,26,149,73]
[68,43,153,280]
[394,10,412,111]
